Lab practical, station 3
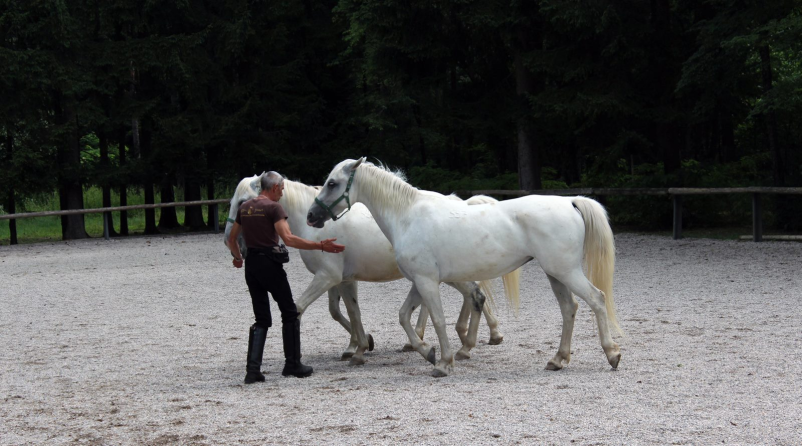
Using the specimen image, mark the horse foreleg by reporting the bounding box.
[556,269,621,369]
[482,298,504,345]
[338,281,371,366]
[293,273,354,362]
[415,305,428,340]
[295,273,339,318]
[545,275,579,370]
[398,285,435,363]
[455,299,471,346]
[327,288,356,360]
[415,277,454,377]
[402,305,429,352]
[446,281,483,360]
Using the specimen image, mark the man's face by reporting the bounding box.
[271,183,284,200]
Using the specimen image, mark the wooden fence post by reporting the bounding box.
[212,204,219,234]
[103,213,110,240]
[672,195,683,240]
[752,193,762,242]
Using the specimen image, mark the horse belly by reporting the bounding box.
[407,216,528,282]
[342,242,404,282]
[438,254,526,282]
[346,260,403,282]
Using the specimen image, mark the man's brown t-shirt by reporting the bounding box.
[235,197,288,249]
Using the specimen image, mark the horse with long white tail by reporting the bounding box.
[307,158,622,377]
[225,173,514,366]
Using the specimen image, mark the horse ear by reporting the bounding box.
[349,157,365,172]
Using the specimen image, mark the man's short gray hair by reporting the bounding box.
[261,171,284,191]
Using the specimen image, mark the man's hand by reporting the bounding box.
[232,257,243,268]
[321,238,345,253]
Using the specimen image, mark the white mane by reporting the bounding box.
[283,179,320,210]
[231,175,321,212]
[232,175,260,207]
[357,162,421,213]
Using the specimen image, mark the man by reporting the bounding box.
[227,171,345,383]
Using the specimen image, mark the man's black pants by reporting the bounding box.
[244,254,298,328]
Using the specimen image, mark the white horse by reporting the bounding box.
[224,174,511,365]
[307,158,622,377]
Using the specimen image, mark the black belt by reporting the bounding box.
[247,247,278,255]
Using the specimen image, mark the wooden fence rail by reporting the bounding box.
[1,199,231,243]
[456,187,802,242]
[3,188,801,244]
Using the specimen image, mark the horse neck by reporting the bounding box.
[281,180,318,235]
[353,166,420,243]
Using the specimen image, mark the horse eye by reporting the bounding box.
[327,181,336,188]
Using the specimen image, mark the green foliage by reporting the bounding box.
[408,162,519,193]
[2,0,802,242]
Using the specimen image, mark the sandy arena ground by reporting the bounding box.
[1,232,801,445]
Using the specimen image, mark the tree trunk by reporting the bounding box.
[5,126,17,245]
[412,103,427,165]
[99,133,118,236]
[206,148,216,230]
[514,51,541,190]
[57,102,88,240]
[139,117,158,234]
[658,122,681,177]
[759,45,783,187]
[650,0,682,178]
[183,176,205,230]
[158,175,181,230]
[206,177,216,230]
[118,127,129,235]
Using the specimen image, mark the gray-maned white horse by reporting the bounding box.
[224,174,514,365]
[307,158,622,377]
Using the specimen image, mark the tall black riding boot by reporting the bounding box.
[281,319,313,378]
[244,324,268,384]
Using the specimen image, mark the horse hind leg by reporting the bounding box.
[556,269,621,369]
[544,275,579,371]
[483,299,504,345]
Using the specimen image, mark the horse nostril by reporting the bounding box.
[307,211,314,220]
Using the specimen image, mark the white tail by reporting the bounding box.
[486,268,521,314]
[572,197,621,336]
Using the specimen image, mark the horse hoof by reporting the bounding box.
[545,360,563,371]
[609,352,621,370]
[349,356,366,366]
[426,347,437,365]
[401,343,416,352]
[368,334,375,352]
[340,351,354,361]
[488,335,504,345]
[431,368,449,378]
[455,350,471,361]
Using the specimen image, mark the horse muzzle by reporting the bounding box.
[306,209,327,228]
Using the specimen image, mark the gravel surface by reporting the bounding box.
[1,232,801,445]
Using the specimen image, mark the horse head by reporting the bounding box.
[224,172,264,257]
[306,157,365,228]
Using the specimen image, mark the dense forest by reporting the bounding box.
[1,0,800,241]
